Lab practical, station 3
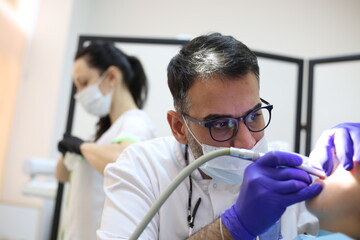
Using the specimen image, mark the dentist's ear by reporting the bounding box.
[167,110,188,144]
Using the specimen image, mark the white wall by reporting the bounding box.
[2,0,78,205]
[2,0,360,228]
[83,0,360,58]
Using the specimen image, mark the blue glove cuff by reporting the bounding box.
[221,206,256,240]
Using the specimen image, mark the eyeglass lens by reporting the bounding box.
[210,107,270,141]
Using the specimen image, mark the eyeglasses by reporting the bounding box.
[182,98,273,142]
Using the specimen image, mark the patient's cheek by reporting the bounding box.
[305,167,356,217]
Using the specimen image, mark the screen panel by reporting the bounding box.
[310,60,360,150]
[113,43,181,137]
[258,58,299,151]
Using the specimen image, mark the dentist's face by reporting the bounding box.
[185,72,263,159]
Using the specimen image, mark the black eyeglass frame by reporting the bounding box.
[182,98,273,142]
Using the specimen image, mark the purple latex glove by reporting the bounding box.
[309,122,360,176]
[221,151,323,240]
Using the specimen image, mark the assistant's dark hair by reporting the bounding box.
[75,40,148,140]
[167,32,259,112]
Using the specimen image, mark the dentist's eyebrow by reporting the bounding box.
[202,102,262,122]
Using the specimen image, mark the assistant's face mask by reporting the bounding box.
[74,72,112,117]
[183,115,268,184]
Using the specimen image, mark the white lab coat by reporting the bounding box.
[98,136,319,240]
[60,109,157,240]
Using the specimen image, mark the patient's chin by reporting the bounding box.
[305,197,319,215]
[305,182,328,218]
[305,196,330,222]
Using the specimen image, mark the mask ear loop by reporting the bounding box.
[182,115,203,147]
[97,70,113,95]
[99,70,109,81]
[98,68,116,95]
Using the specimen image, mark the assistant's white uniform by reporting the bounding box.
[97,136,319,240]
[60,109,156,240]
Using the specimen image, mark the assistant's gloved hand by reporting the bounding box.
[57,134,84,156]
[221,151,323,240]
[309,122,360,175]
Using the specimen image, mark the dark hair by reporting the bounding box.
[75,40,148,140]
[167,32,259,112]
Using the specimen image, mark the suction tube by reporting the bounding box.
[129,148,231,239]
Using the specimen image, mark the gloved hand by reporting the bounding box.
[57,134,84,156]
[221,151,323,240]
[309,122,360,175]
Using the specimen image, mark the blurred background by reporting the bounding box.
[1,0,359,239]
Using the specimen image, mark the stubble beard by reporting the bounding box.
[185,130,203,160]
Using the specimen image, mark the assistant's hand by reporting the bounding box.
[221,151,323,240]
[309,122,360,175]
[57,134,84,156]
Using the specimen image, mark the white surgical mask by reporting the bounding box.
[183,115,268,184]
[74,72,111,117]
[199,137,268,184]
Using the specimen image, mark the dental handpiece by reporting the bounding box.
[229,147,327,179]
